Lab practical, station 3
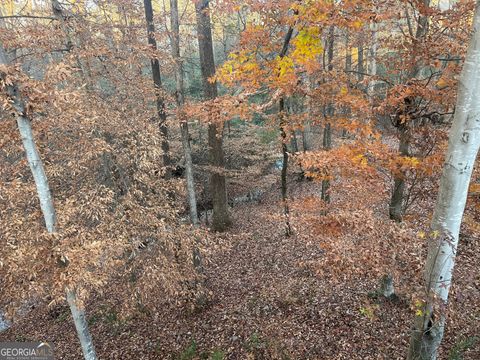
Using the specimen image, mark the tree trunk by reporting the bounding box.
[342,32,352,138]
[170,0,198,226]
[390,0,430,222]
[66,290,97,360]
[280,98,292,236]
[357,37,364,82]
[380,274,395,298]
[321,121,332,203]
[302,124,311,152]
[0,44,97,360]
[389,126,410,221]
[277,27,295,236]
[322,26,334,203]
[143,0,171,179]
[290,130,299,153]
[305,75,314,150]
[368,20,378,98]
[408,3,480,358]
[195,0,231,232]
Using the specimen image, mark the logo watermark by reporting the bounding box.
[0,342,53,360]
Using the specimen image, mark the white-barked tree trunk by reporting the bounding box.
[407,2,480,358]
[0,39,97,360]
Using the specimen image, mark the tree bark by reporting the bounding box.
[280,98,292,236]
[170,0,198,226]
[357,36,364,83]
[277,26,295,236]
[302,125,311,152]
[0,43,97,360]
[389,0,430,221]
[368,19,378,98]
[143,0,171,179]
[342,32,352,138]
[389,126,410,221]
[195,0,231,232]
[322,26,334,203]
[290,130,299,153]
[66,290,97,360]
[408,2,480,358]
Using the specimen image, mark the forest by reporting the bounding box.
[0,0,479,359]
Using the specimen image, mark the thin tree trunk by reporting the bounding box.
[278,26,295,236]
[389,126,410,222]
[357,36,364,82]
[321,121,332,203]
[0,36,56,234]
[408,3,480,358]
[170,0,198,226]
[16,116,57,232]
[368,19,378,98]
[389,0,430,221]
[0,44,97,360]
[305,75,314,150]
[322,26,334,203]
[302,124,311,152]
[195,0,231,232]
[66,290,97,360]
[342,31,352,138]
[290,130,299,153]
[280,98,292,236]
[345,33,352,80]
[143,0,171,179]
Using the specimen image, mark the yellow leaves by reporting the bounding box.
[270,55,297,91]
[216,51,263,89]
[352,20,363,29]
[391,156,422,174]
[418,231,426,239]
[291,28,323,70]
[218,27,323,89]
[414,299,425,317]
[352,154,368,168]
[274,55,294,77]
[406,156,420,168]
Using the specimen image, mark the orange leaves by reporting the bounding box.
[298,141,378,182]
[182,95,252,125]
[469,183,480,195]
[389,155,421,177]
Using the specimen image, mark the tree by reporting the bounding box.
[194,0,231,232]
[388,0,431,222]
[321,25,335,203]
[143,0,172,179]
[408,2,480,358]
[0,40,97,360]
[170,0,199,226]
[278,26,295,237]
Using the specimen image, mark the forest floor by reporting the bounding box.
[1,126,479,359]
[2,173,479,360]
